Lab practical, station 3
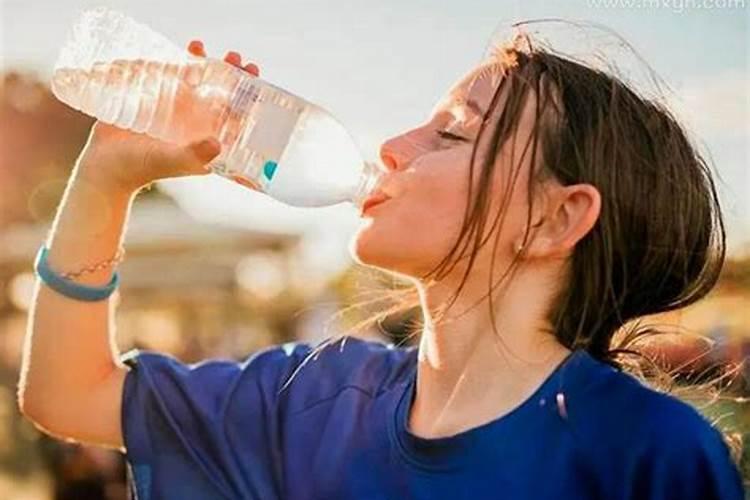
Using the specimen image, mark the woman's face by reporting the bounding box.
[351,61,537,279]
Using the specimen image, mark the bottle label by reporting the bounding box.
[226,78,305,191]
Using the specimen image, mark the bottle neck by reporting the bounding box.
[351,161,382,208]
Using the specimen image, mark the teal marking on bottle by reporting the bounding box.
[263,160,278,181]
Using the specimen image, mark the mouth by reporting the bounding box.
[361,192,391,216]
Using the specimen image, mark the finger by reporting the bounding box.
[224,51,242,67]
[243,62,260,76]
[151,137,222,177]
[187,40,206,57]
[232,175,262,191]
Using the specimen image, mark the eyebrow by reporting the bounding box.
[431,96,485,122]
[464,98,483,116]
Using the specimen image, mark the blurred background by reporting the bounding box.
[1,0,748,498]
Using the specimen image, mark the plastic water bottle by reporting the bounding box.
[51,7,381,208]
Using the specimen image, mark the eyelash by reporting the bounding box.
[436,129,470,142]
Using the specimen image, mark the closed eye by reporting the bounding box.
[436,129,471,142]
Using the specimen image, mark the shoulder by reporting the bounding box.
[123,335,415,410]
[121,335,416,427]
[275,336,417,410]
[567,356,725,450]
[564,353,743,498]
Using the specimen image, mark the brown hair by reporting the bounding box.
[306,23,742,461]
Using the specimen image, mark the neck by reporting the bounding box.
[409,265,571,438]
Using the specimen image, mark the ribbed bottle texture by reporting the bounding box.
[51,7,380,208]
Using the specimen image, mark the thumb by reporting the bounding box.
[188,137,222,166]
[164,137,222,177]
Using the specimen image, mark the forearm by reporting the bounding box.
[19,156,137,415]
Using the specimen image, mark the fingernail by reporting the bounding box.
[245,63,259,76]
[188,40,204,53]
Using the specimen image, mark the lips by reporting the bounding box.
[361,191,391,216]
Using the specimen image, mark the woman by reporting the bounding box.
[19,28,743,499]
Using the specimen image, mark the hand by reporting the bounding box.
[77,40,261,195]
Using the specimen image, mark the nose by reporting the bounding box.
[379,137,400,171]
[379,133,415,171]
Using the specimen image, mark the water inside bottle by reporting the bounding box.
[52,59,234,141]
[267,106,369,207]
[52,59,373,208]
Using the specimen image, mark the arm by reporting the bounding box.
[18,156,136,451]
[17,40,259,453]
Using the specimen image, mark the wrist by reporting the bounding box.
[75,151,141,199]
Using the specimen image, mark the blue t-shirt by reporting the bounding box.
[119,336,744,499]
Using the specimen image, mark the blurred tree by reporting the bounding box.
[0,70,93,228]
[0,70,162,229]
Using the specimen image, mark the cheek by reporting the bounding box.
[350,153,470,275]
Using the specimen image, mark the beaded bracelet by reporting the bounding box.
[34,246,121,302]
[59,247,126,279]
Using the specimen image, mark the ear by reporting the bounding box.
[521,184,601,260]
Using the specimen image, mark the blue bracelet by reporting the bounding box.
[34,246,119,302]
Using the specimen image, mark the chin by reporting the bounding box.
[349,225,384,267]
[348,227,423,278]
[350,225,394,268]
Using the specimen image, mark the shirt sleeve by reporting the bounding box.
[119,342,312,500]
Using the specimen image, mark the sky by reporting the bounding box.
[1,0,748,266]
